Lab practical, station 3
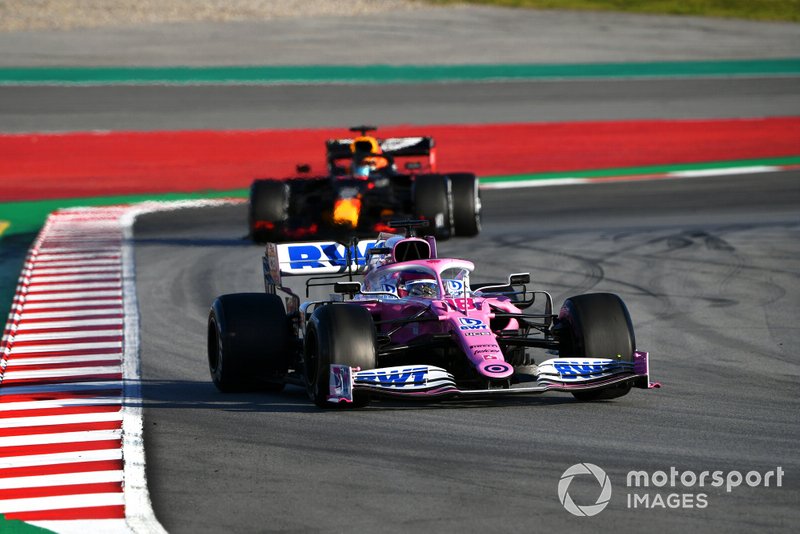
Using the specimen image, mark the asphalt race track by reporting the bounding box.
[134,171,800,533]
[2,77,800,132]
[4,7,799,529]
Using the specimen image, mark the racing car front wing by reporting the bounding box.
[327,351,659,403]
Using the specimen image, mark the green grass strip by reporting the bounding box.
[481,155,800,183]
[0,516,53,534]
[424,0,800,23]
[1,59,799,85]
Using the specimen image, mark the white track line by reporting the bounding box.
[29,274,122,283]
[31,260,121,270]
[24,291,122,301]
[16,318,124,330]
[1,367,122,381]
[0,380,123,396]
[34,253,121,262]
[479,164,793,189]
[0,493,125,514]
[32,266,121,275]
[0,469,124,490]
[0,411,123,430]
[26,284,122,294]
[3,355,122,368]
[671,165,777,177]
[29,520,131,534]
[0,448,123,470]
[120,206,168,534]
[10,342,122,354]
[13,330,123,342]
[22,304,122,319]
[0,398,122,412]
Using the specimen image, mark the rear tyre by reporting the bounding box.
[208,293,292,392]
[557,293,636,401]
[413,175,453,240]
[304,304,377,408]
[249,179,289,242]
[449,173,481,237]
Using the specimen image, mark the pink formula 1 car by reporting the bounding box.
[207,221,657,407]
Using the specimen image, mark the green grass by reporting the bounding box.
[425,0,800,22]
[0,516,53,534]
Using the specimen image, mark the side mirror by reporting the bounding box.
[296,164,311,174]
[334,281,361,295]
[509,273,530,285]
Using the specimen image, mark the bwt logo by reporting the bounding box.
[554,361,610,378]
[459,317,487,331]
[357,367,427,387]
[558,463,612,517]
[286,242,376,270]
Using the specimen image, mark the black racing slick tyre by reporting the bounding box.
[449,173,481,237]
[208,293,292,392]
[249,179,289,243]
[557,293,636,401]
[304,304,377,408]
[413,175,453,240]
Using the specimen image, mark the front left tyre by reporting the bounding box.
[556,292,636,401]
[208,293,292,392]
[304,304,377,408]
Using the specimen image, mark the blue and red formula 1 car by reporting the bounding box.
[208,221,657,407]
[248,126,481,242]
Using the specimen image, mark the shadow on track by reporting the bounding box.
[132,378,578,414]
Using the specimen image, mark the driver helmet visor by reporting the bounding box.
[354,164,371,178]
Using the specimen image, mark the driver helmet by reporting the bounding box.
[405,279,439,298]
[351,136,388,176]
[351,135,382,156]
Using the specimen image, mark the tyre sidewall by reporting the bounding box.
[557,293,636,400]
[304,304,377,407]
[413,175,454,239]
[208,293,291,392]
[449,173,481,237]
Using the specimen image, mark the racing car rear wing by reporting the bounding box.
[326,136,437,173]
[326,137,435,159]
[263,240,379,289]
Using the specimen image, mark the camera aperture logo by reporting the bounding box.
[558,464,785,516]
[558,463,612,517]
